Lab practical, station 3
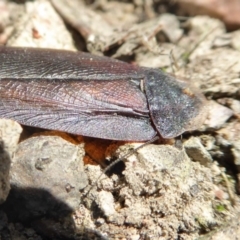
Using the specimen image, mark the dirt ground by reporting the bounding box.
[0,0,240,239]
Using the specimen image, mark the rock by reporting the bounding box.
[203,101,233,130]
[96,191,116,217]
[200,135,216,151]
[0,141,11,205]
[182,48,240,98]
[0,119,22,156]
[3,136,88,221]
[217,121,240,143]
[201,210,240,240]
[156,13,183,43]
[232,30,240,50]
[212,33,231,48]
[0,119,22,204]
[184,16,225,61]
[8,0,76,50]
[217,98,240,115]
[184,137,213,166]
[232,140,240,172]
[84,143,220,239]
[229,99,240,114]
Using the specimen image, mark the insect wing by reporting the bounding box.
[0,47,142,80]
[0,47,156,141]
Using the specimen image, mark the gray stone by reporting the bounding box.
[96,190,116,217]
[184,137,213,166]
[203,101,233,130]
[0,119,22,204]
[5,136,88,221]
[232,140,240,172]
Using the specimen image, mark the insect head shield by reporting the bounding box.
[143,68,206,138]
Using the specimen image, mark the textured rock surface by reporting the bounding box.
[3,136,88,221]
[0,142,11,204]
[0,119,22,204]
[185,137,213,166]
[82,144,224,240]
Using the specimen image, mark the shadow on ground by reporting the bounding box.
[0,186,107,240]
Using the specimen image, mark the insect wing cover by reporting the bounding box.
[0,47,157,141]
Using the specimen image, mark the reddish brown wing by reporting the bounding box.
[0,47,156,141]
[0,47,142,80]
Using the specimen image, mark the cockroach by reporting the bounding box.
[0,47,206,141]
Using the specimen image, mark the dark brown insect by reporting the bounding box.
[0,47,206,141]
